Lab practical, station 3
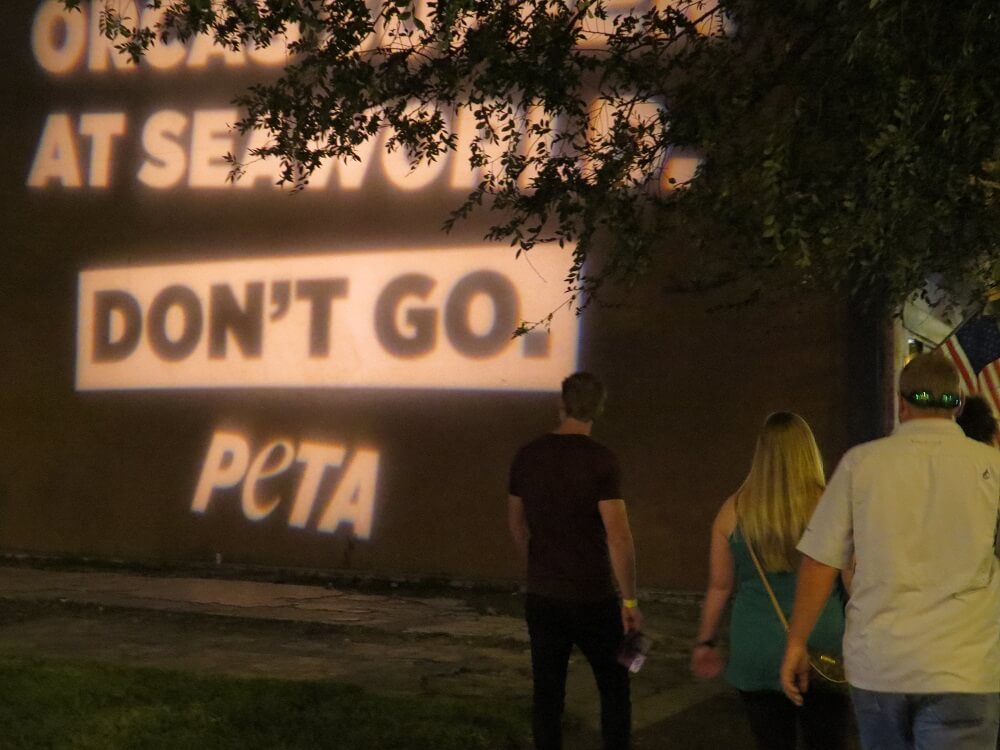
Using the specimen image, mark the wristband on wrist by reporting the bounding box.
[694,639,716,648]
[622,598,639,609]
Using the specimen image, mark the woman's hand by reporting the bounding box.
[690,644,724,679]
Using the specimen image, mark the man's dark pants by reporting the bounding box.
[525,593,631,750]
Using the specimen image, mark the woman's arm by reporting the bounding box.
[691,497,736,679]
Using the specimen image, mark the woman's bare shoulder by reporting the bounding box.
[713,494,738,536]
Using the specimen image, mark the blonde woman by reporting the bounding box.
[691,412,848,750]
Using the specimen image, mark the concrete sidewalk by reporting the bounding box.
[0,564,754,748]
[0,565,528,640]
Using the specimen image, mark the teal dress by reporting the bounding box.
[724,529,845,692]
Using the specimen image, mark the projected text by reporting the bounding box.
[77,246,578,391]
[192,430,379,538]
[27,2,698,194]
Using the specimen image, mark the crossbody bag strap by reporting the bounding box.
[734,497,791,631]
[739,502,847,685]
[742,525,791,633]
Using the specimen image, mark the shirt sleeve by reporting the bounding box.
[798,451,855,569]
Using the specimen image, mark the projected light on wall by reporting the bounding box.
[31,1,297,75]
[77,246,579,392]
[27,2,680,196]
[192,430,379,539]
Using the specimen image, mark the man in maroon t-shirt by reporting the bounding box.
[508,372,642,750]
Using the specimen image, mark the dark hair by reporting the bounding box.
[561,372,606,422]
[957,395,998,445]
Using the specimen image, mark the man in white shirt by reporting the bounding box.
[779,352,1000,749]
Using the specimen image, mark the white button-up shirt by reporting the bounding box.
[799,418,1000,693]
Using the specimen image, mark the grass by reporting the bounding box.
[0,655,530,750]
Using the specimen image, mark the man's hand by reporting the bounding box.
[779,638,811,706]
[780,555,841,705]
[622,603,643,634]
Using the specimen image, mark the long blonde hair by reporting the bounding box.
[736,412,826,572]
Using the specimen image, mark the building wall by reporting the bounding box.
[0,2,872,590]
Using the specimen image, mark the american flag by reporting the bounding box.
[941,315,1000,415]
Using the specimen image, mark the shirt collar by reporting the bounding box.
[894,418,963,437]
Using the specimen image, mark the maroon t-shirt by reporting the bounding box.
[508,433,622,601]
